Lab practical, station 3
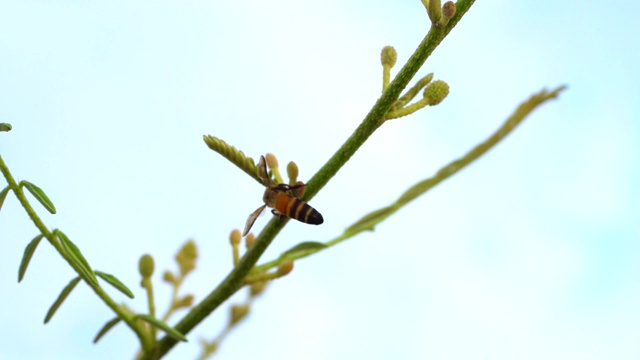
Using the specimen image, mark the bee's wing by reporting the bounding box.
[289,181,306,198]
[243,204,267,236]
[257,155,271,186]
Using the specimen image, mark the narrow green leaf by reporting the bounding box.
[0,186,10,211]
[44,276,81,324]
[202,135,260,183]
[280,241,327,257]
[0,123,11,132]
[93,317,122,343]
[135,314,188,342]
[56,230,99,286]
[20,180,56,214]
[18,234,44,282]
[344,206,395,234]
[95,271,134,299]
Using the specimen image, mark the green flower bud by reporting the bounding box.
[138,254,155,278]
[265,153,278,169]
[250,281,268,298]
[176,240,198,276]
[162,270,177,284]
[176,294,195,309]
[427,0,442,25]
[380,46,397,68]
[277,259,294,276]
[229,229,241,246]
[287,161,299,185]
[245,233,256,249]
[230,304,250,326]
[423,80,449,105]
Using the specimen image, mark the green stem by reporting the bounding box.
[382,65,391,91]
[147,217,288,359]
[252,85,567,273]
[143,278,157,342]
[149,1,475,357]
[386,97,431,119]
[302,0,473,202]
[0,155,152,352]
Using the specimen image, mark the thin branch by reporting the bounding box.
[149,1,476,357]
[252,85,567,272]
[0,155,152,351]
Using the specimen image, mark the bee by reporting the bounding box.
[243,155,323,236]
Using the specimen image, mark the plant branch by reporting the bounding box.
[150,1,475,357]
[252,85,567,272]
[0,155,152,351]
[303,0,474,202]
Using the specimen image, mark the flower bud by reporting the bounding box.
[245,233,256,248]
[138,254,155,278]
[442,1,456,20]
[162,270,177,284]
[176,294,195,309]
[287,161,299,184]
[250,281,268,298]
[229,229,241,246]
[423,80,449,105]
[230,304,250,326]
[427,0,442,25]
[380,46,397,68]
[277,259,294,276]
[265,153,278,169]
[176,240,198,276]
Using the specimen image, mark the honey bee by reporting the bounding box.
[243,155,323,236]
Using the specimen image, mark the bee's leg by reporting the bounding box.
[271,209,286,219]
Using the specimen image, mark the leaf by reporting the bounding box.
[44,276,81,324]
[202,135,260,183]
[0,123,11,132]
[18,234,44,282]
[280,241,327,258]
[0,186,10,212]
[135,314,188,342]
[56,230,99,286]
[95,271,134,299]
[20,180,56,214]
[93,317,122,343]
[344,206,395,234]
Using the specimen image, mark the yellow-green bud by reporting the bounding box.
[250,281,268,298]
[162,270,177,284]
[442,1,456,20]
[423,80,449,105]
[427,0,442,25]
[287,161,299,184]
[176,294,195,309]
[418,73,434,88]
[380,46,397,68]
[229,229,241,246]
[138,254,155,278]
[230,304,250,326]
[201,340,219,355]
[245,233,256,248]
[176,240,198,276]
[277,259,294,276]
[265,153,278,169]
[179,240,198,259]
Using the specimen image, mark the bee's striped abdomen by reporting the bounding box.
[275,193,323,225]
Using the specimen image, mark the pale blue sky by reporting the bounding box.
[1,1,639,359]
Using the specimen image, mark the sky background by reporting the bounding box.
[1,1,639,359]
